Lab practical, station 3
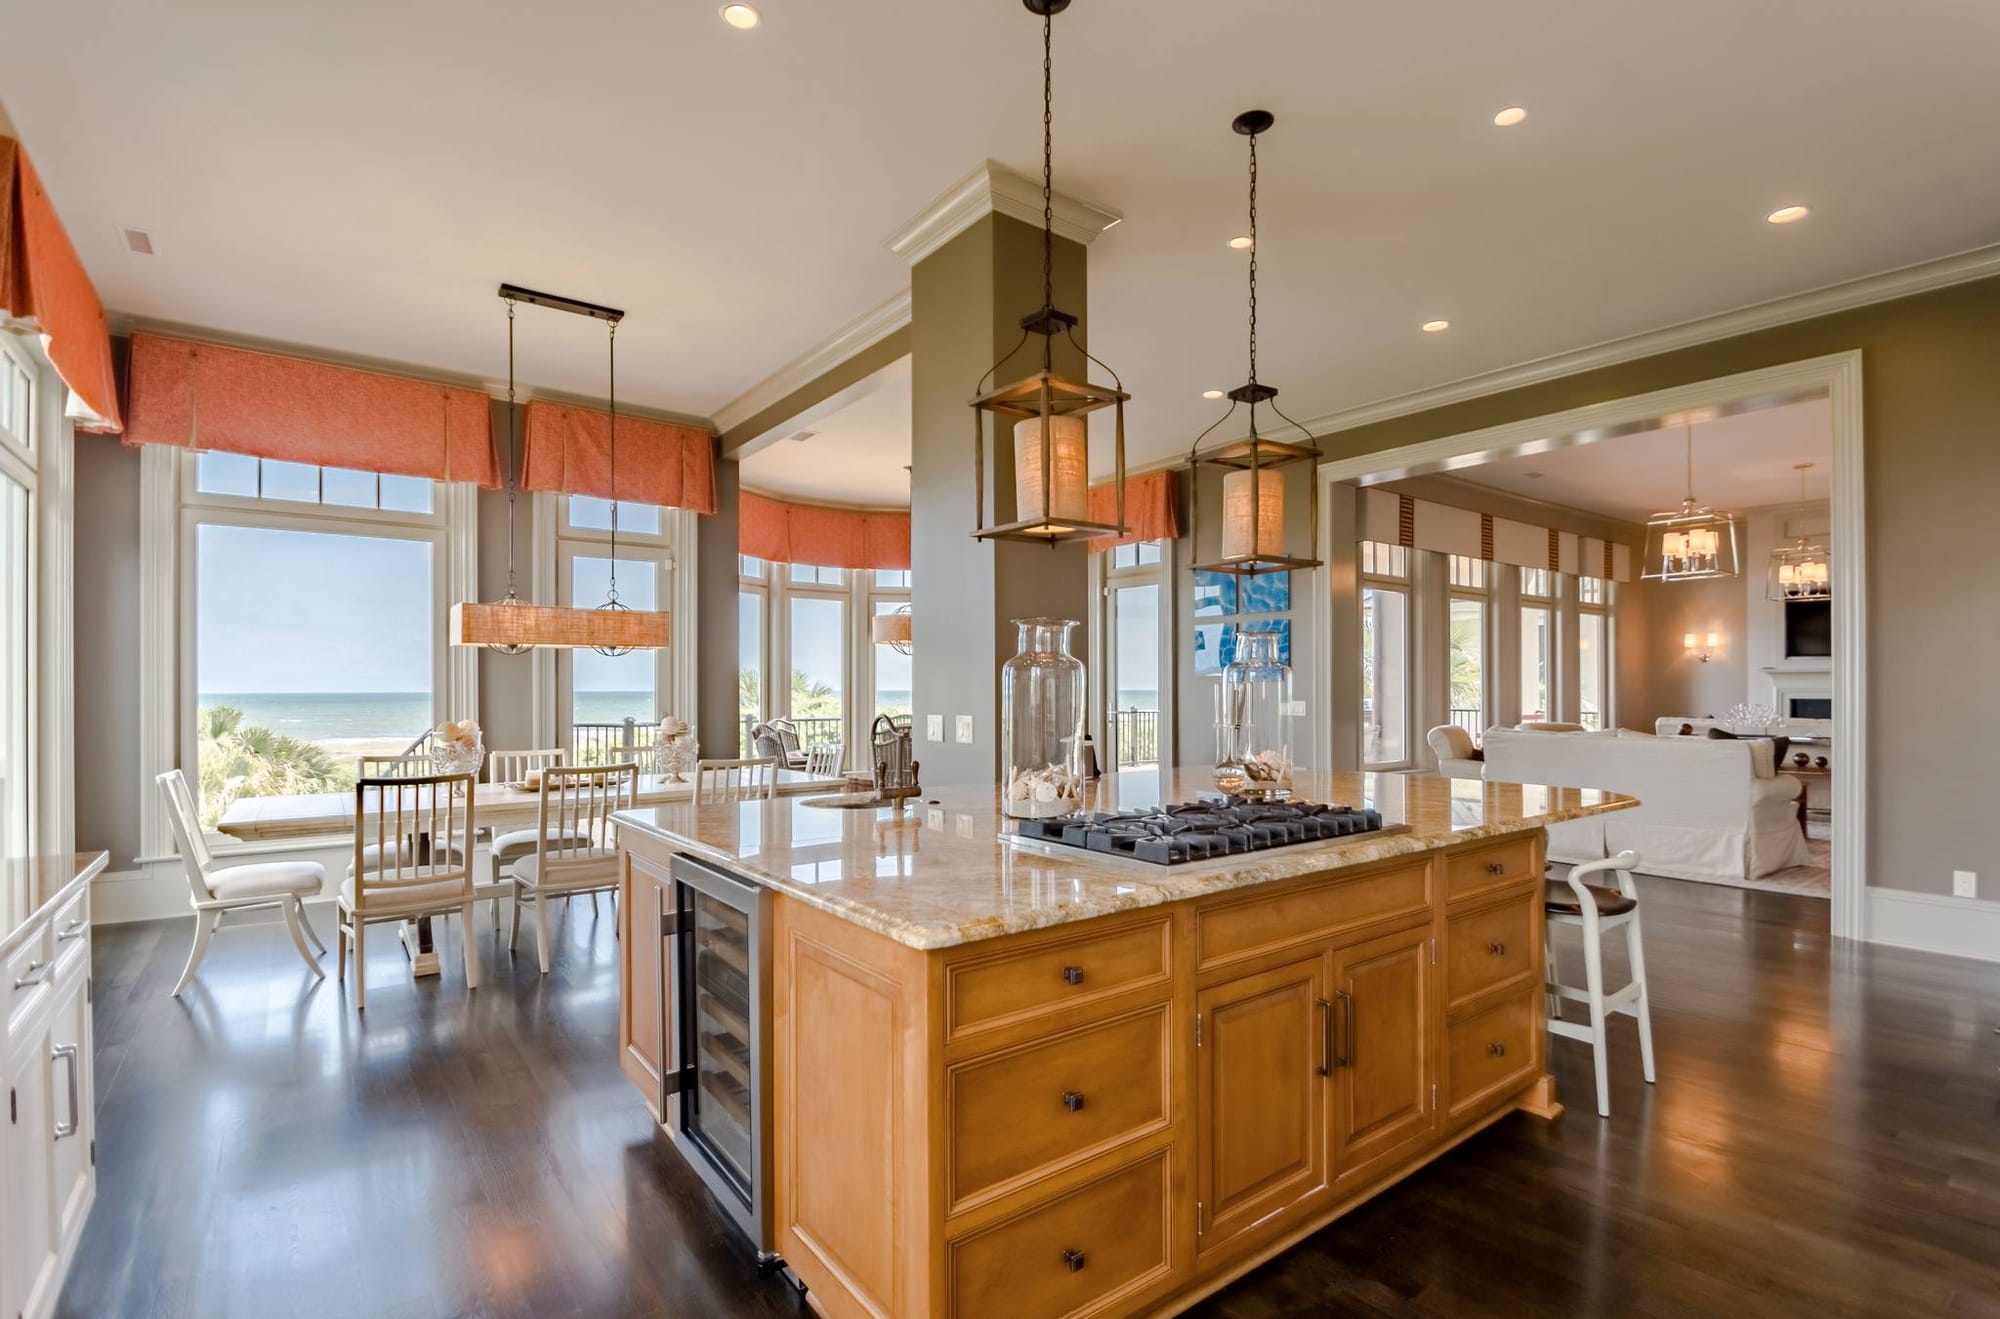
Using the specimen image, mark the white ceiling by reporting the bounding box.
[5,1,2000,473]
[1446,397,1833,524]
[737,356,912,506]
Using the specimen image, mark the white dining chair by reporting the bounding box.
[1545,849,1656,1117]
[804,741,843,779]
[483,747,580,926]
[339,772,480,1011]
[695,757,778,803]
[156,769,325,997]
[510,763,637,974]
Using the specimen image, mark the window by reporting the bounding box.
[1445,555,1488,738]
[1519,566,1553,599]
[183,457,444,826]
[873,602,912,722]
[1359,542,1410,767]
[558,496,679,763]
[1111,540,1163,570]
[1110,583,1163,767]
[739,590,763,752]
[788,594,846,748]
[1579,577,1611,729]
[0,339,35,862]
[873,568,911,589]
[1447,555,1486,590]
[790,563,846,587]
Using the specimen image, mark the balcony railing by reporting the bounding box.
[1112,708,1161,769]
[573,719,661,767]
[1449,707,1485,738]
[737,714,847,759]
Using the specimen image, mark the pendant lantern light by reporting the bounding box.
[450,284,671,652]
[1765,461,1831,601]
[1641,421,1740,583]
[967,0,1129,546]
[1187,111,1321,578]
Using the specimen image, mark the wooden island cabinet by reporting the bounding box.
[616,771,1632,1319]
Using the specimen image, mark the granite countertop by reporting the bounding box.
[1,852,110,959]
[613,768,1636,951]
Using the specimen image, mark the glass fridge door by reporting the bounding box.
[683,888,754,1198]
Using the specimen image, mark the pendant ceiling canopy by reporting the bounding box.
[966,0,1129,547]
[1641,421,1740,583]
[449,284,671,652]
[1187,110,1321,579]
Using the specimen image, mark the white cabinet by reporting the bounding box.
[1,881,95,1319]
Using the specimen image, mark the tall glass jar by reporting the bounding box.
[1002,618,1086,819]
[1214,627,1293,800]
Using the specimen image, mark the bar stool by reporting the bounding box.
[1545,850,1656,1117]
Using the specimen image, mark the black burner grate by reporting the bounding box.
[1014,799,1385,866]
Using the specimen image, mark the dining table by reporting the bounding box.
[214,769,842,977]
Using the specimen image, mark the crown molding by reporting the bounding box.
[1297,241,2000,440]
[884,159,1123,268]
[710,289,911,437]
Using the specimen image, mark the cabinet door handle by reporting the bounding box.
[51,1042,80,1139]
[1061,965,1085,986]
[1336,989,1355,1069]
[57,918,88,943]
[1061,1248,1086,1273]
[1061,1089,1086,1112]
[12,959,48,991]
[1487,940,1507,956]
[1486,1041,1507,1058]
[1315,998,1333,1076]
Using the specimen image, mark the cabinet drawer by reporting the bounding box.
[1445,991,1538,1119]
[50,886,91,975]
[945,916,1171,1041]
[6,922,55,1032]
[1446,895,1535,1008]
[1445,839,1536,902]
[948,1149,1171,1319]
[1196,862,1428,971]
[948,1004,1170,1212]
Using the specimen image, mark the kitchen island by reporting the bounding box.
[614,769,1635,1319]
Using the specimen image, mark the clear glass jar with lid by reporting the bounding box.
[1001,618,1086,819]
[1214,627,1293,799]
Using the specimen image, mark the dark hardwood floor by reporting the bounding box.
[66,879,2000,1318]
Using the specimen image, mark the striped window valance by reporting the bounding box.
[739,489,910,570]
[1360,488,1633,581]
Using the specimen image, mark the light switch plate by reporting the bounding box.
[926,714,944,742]
[955,715,975,744]
[1953,870,1978,899]
[1282,700,1307,718]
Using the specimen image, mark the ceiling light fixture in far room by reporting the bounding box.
[1227,235,1253,249]
[1641,420,1740,583]
[450,284,671,654]
[967,0,1129,547]
[719,3,760,29]
[1421,319,1450,333]
[1187,109,1321,579]
[1767,204,1810,224]
[1492,106,1527,127]
[1767,462,1832,601]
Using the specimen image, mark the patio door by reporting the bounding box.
[1107,581,1163,770]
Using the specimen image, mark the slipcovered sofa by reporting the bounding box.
[1480,726,1810,882]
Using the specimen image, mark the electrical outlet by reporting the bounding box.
[955,715,975,744]
[926,714,944,742]
[1953,870,1978,899]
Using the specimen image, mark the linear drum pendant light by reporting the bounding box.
[1641,420,1739,583]
[1766,462,1831,601]
[967,0,1129,546]
[1187,111,1321,578]
[449,284,671,652]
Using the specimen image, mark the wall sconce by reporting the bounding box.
[1684,631,1721,663]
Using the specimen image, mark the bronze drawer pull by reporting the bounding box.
[1062,1248,1086,1272]
[1485,861,1507,876]
[1336,989,1355,1069]
[1487,1041,1507,1057]
[1061,1089,1086,1112]
[1487,940,1507,956]
[1061,965,1085,986]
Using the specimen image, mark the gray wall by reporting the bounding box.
[697,457,740,755]
[1628,574,1749,724]
[474,400,539,750]
[72,436,142,866]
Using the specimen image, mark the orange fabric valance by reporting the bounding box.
[521,399,716,515]
[1088,469,1182,552]
[0,137,122,432]
[124,333,499,487]
[740,489,911,571]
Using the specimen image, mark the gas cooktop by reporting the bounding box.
[1010,798,1388,867]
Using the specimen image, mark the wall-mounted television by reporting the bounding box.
[1784,599,1832,658]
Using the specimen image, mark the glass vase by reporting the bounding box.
[1214,627,1293,800]
[1002,618,1086,820]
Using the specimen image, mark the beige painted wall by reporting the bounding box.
[72,435,144,867]
[1627,574,1750,724]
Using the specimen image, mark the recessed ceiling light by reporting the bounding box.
[1492,106,1527,127]
[1766,204,1810,225]
[1421,319,1450,333]
[1227,235,1253,250]
[719,3,760,29]
[1202,390,1225,399]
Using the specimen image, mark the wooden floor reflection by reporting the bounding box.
[68,878,2000,1317]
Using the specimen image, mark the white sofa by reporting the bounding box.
[1481,726,1811,882]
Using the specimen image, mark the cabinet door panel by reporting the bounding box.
[1195,955,1328,1253]
[5,1025,59,1319]
[620,856,669,1106]
[1331,927,1433,1185]
[49,970,93,1251]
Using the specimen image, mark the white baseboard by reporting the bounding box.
[1866,888,2000,964]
